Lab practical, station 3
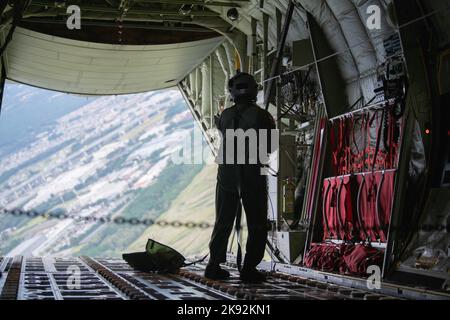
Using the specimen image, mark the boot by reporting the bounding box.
[240,267,267,283]
[204,263,230,280]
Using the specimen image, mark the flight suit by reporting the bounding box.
[209,102,276,270]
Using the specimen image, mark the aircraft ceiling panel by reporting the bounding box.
[3,27,224,95]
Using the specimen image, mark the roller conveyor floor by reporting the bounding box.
[0,256,408,300]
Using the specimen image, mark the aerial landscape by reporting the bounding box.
[0,83,215,258]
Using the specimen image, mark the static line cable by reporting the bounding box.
[0,207,215,229]
[0,207,447,232]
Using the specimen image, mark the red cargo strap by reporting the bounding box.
[330,120,339,175]
[348,115,360,174]
[338,175,355,241]
[338,118,345,175]
[356,174,370,241]
[356,170,395,242]
[375,170,395,236]
[322,179,332,239]
[322,177,341,240]
[328,178,339,239]
[364,111,379,171]
[322,175,356,241]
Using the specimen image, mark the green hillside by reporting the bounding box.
[72,163,205,258]
[127,164,217,257]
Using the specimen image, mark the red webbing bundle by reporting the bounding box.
[375,170,395,237]
[322,178,336,240]
[322,176,355,241]
[321,170,395,243]
[347,115,361,174]
[330,117,354,176]
[356,171,396,242]
[341,244,384,276]
[337,175,355,241]
[329,107,401,175]
[353,114,367,173]
[310,105,402,276]
[304,243,351,272]
[304,243,384,276]
[303,243,333,271]
[356,174,379,241]
[324,106,400,244]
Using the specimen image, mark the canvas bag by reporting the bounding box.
[123,239,206,273]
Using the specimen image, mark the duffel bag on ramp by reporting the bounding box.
[123,239,206,273]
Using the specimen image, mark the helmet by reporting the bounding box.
[228,72,258,103]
